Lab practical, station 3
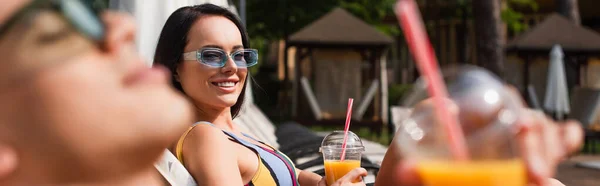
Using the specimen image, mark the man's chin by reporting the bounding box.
[161,101,194,136]
[136,101,193,143]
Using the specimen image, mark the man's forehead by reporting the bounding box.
[0,0,30,25]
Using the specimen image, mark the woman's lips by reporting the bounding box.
[211,81,238,93]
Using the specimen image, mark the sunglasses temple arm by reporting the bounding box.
[182,51,198,61]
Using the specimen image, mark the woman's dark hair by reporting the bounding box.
[153,3,249,118]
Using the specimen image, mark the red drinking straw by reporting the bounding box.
[395,0,469,160]
[340,98,354,162]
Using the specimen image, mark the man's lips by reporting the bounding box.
[124,66,169,86]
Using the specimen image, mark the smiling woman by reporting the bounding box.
[153,4,250,118]
[152,4,367,186]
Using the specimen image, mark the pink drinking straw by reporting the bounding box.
[395,0,469,160]
[340,98,354,162]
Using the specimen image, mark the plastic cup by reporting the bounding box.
[320,131,365,186]
[396,66,527,186]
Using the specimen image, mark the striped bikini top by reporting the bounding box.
[175,122,300,186]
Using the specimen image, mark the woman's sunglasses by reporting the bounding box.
[182,48,259,68]
[0,0,105,43]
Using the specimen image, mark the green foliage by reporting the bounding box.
[502,7,527,33]
[509,0,539,9]
[245,0,397,40]
[249,36,266,75]
[339,0,399,36]
[454,0,473,18]
[502,0,539,34]
[245,0,338,40]
[99,0,109,9]
[388,84,413,106]
[443,0,538,34]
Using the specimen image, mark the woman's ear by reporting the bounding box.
[174,73,181,82]
[0,144,17,179]
[174,66,181,82]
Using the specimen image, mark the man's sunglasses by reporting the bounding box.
[182,48,259,68]
[0,0,105,43]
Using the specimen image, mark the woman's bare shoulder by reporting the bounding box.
[180,123,237,171]
[185,123,230,147]
[181,123,243,185]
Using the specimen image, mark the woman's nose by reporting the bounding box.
[220,55,238,74]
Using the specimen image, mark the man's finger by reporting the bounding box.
[538,112,560,177]
[503,85,527,107]
[317,179,327,186]
[396,160,421,186]
[561,120,584,156]
[549,178,566,186]
[517,112,549,186]
[412,98,460,116]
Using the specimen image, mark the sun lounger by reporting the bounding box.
[569,87,600,129]
[234,103,280,149]
[569,87,600,154]
[155,150,197,186]
[576,160,600,170]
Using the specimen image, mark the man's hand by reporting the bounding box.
[374,86,583,186]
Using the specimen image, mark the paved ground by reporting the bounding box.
[555,155,600,186]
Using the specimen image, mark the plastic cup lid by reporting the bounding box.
[319,130,365,152]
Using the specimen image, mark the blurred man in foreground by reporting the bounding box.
[0,0,193,185]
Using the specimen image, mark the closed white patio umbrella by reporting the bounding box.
[543,44,571,120]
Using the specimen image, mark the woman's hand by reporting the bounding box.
[317,168,367,186]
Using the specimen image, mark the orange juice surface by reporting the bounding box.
[417,159,526,186]
[324,160,361,185]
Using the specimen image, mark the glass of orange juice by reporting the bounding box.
[320,131,365,186]
[396,66,527,186]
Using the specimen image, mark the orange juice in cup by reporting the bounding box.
[324,160,361,184]
[320,131,364,186]
[416,159,526,186]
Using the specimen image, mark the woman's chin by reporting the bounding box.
[221,101,239,108]
[193,95,242,112]
[215,96,242,107]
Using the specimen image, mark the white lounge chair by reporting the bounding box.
[155,150,197,186]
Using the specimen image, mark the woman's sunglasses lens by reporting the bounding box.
[201,50,226,67]
[233,50,258,67]
[199,49,258,67]
[242,51,258,67]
